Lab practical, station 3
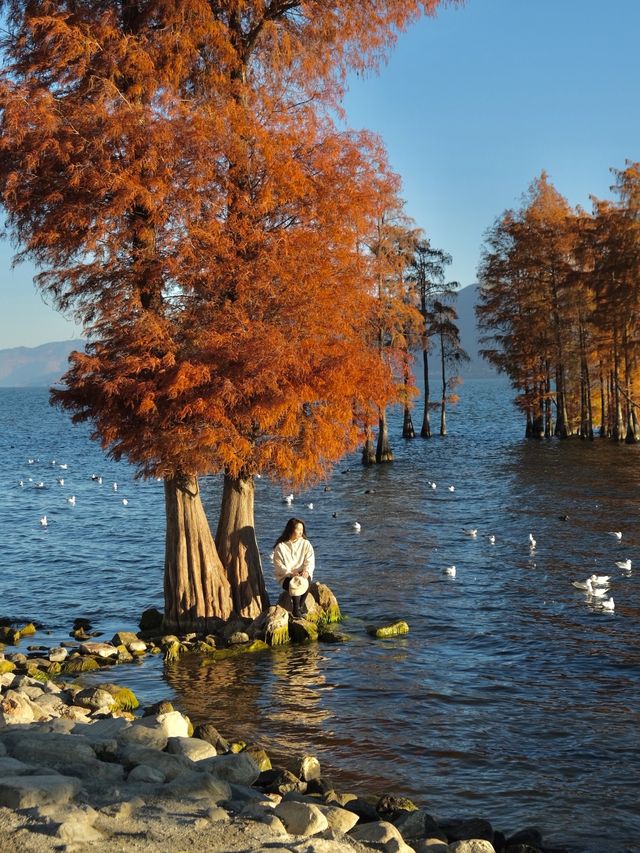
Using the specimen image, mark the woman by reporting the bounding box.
[273,517,315,617]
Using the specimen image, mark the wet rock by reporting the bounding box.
[256,767,307,796]
[193,722,230,754]
[289,617,319,643]
[344,796,380,823]
[318,628,350,643]
[139,607,163,632]
[366,621,410,638]
[111,631,140,647]
[506,827,544,848]
[263,606,290,647]
[394,809,443,841]
[442,817,494,844]
[243,744,271,771]
[377,794,419,820]
[73,687,118,711]
[227,631,250,645]
[299,754,321,781]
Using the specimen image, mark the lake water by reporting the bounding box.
[1,381,639,852]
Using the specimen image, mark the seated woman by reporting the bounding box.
[273,517,315,617]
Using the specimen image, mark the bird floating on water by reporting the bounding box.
[529,533,536,549]
[448,485,455,492]
[591,574,610,586]
[307,503,314,510]
[601,597,615,611]
[463,528,477,538]
[57,478,64,486]
[40,515,48,527]
[113,483,118,491]
[443,565,456,577]
[18,480,24,487]
[608,531,623,540]
[431,482,437,490]
[488,535,496,545]
[283,493,294,505]
[67,496,76,506]
[616,559,632,571]
[27,459,34,464]
[59,463,68,470]
[122,499,129,506]
[35,481,44,489]
[352,521,361,532]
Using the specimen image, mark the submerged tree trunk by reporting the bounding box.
[361,425,376,465]
[420,344,431,438]
[402,356,415,438]
[164,474,233,632]
[599,365,607,438]
[439,330,447,436]
[376,407,393,462]
[215,474,269,619]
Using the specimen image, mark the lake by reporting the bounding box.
[1,381,639,852]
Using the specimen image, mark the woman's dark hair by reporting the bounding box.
[274,517,307,547]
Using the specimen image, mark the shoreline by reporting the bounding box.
[1,622,571,853]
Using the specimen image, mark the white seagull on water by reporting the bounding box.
[443,565,456,577]
[67,496,76,506]
[608,531,623,541]
[352,521,361,532]
[615,559,632,571]
[463,528,478,538]
[601,597,615,611]
[40,515,48,527]
[529,533,536,549]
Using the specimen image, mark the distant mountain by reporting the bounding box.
[0,339,84,387]
[453,283,499,379]
[0,285,495,387]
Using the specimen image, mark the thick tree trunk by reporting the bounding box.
[376,408,393,462]
[420,344,431,438]
[215,474,269,619]
[554,364,569,438]
[361,425,376,465]
[544,366,553,438]
[164,474,233,632]
[402,404,415,438]
[599,366,607,438]
[439,333,447,436]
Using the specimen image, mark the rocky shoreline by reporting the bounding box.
[0,608,569,853]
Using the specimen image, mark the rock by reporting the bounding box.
[47,647,68,662]
[256,767,307,795]
[79,641,118,658]
[193,722,230,753]
[60,656,100,674]
[506,827,544,848]
[142,699,175,716]
[263,605,290,646]
[163,769,232,801]
[127,764,166,784]
[243,744,271,771]
[165,736,217,762]
[377,795,419,821]
[350,819,416,851]
[139,607,163,632]
[394,809,443,841]
[448,841,496,853]
[289,618,319,643]
[0,774,81,808]
[442,818,494,844]
[227,631,250,645]
[99,683,140,710]
[309,582,342,623]
[28,803,103,844]
[206,805,231,823]
[116,710,189,749]
[366,621,410,638]
[274,800,329,836]
[344,796,380,822]
[299,754,321,781]
[110,631,140,646]
[117,744,196,780]
[33,693,67,718]
[199,752,260,785]
[412,841,449,853]
[0,755,60,776]
[318,628,350,643]
[128,640,148,655]
[0,691,35,724]
[316,803,360,834]
[116,644,134,662]
[73,687,118,711]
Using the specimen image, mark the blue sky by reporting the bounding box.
[1,0,639,348]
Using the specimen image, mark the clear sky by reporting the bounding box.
[1,0,639,349]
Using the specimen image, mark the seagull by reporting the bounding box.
[18,480,24,487]
[67,496,76,505]
[40,515,48,527]
[27,459,34,464]
[57,478,64,486]
[59,463,68,470]
[112,483,118,491]
[590,574,610,586]
[35,481,44,489]
[588,582,609,598]
[488,535,496,545]
[443,565,456,577]
[463,528,477,538]
[529,533,536,549]
[608,531,623,541]
[448,485,455,492]
[50,459,56,466]
[352,521,361,532]
[307,502,314,510]
[97,476,103,485]
[615,559,632,571]
[431,482,437,490]
[122,498,129,506]
[572,579,592,591]
[283,493,294,505]
[601,597,615,611]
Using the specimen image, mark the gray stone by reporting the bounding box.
[413,841,449,853]
[449,842,496,853]
[127,764,166,784]
[0,756,60,776]
[48,647,68,662]
[165,735,217,762]
[316,803,360,834]
[116,720,169,750]
[0,691,35,724]
[28,803,103,843]
[162,769,232,801]
[72,715,129,742]
[299,754,321,781]
[33,693,67,717]
[111,631,140,646]
[350,819,415,852]
[442,818,494,844]
[1,731,95,765]
[73,687,117,711]
[394,809,443,841]
[206,805,231,823]
[199,752,260,785]
[0,774,81,808]
[78,641,118,658]
[274,800,329,836]
[117,743,196,780]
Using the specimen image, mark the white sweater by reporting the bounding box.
[273,538,315,584]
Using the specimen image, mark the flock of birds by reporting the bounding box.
[19,458,132,528]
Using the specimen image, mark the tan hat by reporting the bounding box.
[288,575,309,596]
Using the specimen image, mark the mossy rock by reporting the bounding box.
[25,666,49,683]
[318,628,350,643]
[61,656,101,674]
[376,794,419,819]
[163,640,187,663]
[243,744,272,772]
[289,619,318,643]
[0,627,21,645]
[45,661,62,675]
[230,741,246,753]
[116,644,134,662]
[99,683,140,711]
[366,621,409,639]
[143,700,175,717]
[139,607,164,632]
[191,640,216,654]
[0,660,16,674]
[20,623,37,637]
[211,640,269,660]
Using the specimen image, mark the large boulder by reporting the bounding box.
[0,775,81,809]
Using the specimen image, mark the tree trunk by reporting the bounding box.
[544,365,553,438]
[420,343,431,438]
[376,408,393,462]
[164,474,233,632]
[439,331,447,436]
[215,474,269,619]
[361,425,376,465]
[599,365,607,438]
[402,356,415,438]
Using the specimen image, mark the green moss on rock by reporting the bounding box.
[0,660,16,674]
[25,666,49,683]
[19,623,37,637]
[100,683,140,711]
[211,640,270,660]
[366,621,409,639]
[61,656,100,674]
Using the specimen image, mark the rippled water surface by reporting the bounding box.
[2,382,640,852]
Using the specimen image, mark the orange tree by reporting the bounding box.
[0,0,461,628]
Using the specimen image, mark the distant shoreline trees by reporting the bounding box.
[477,165,640,442]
